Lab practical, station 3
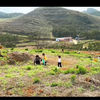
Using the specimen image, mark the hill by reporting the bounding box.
[83,8,100,17]
[1,7,100,38]
[0,11,24,18]
[83,8,98,13]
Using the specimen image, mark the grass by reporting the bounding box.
[0,47,100,96]
[51,82,58,87]
[33,78,41,84]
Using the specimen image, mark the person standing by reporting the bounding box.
[57,56,62,69]
[42,53,47,66]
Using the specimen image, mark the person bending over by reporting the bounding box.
[34,55,42,66]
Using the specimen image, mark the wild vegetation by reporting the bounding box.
[0,7,100,97]
[0,48,100,97]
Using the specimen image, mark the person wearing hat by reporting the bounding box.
[34,55,42,66]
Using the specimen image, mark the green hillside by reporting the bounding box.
[0,11,23,18]
[1,7,100,38]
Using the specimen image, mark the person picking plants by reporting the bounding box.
[34,55,42,66]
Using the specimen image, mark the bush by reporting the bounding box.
[63,69,70,74]
[76,64,79,68]
[69,68,76,73]
[51,67,58,72]
[11,46,14,50]
[64,51,69,54]
[51,82,58,87]
[25,65,32,70]
[49,71,56,75]
[70,75,76,83]
[2,50,8,53]
[25,48,28,51]
[33,78,41,84]
[50,50,56,53]
[76,66,87,74]
[35,49,43,52]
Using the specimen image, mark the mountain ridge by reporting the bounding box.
[0,11,24,18]
[1,7,100,38]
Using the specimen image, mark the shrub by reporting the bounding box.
[69,68,76,74]
[33,78,41,84]
[51,67,58,72]
[76,66,87,74]
[51,50,56,53]
[11,46,14,50]
[88,55,92,58]
[76,64,79,68]
[2,50,8,53]
[70,75,76,83]
[49,71,56,75]
[63,69,70,74]
[25,48,28,51]
[64,51,69,54]
[25,65,32,70]
[35,49,43,52]
[51,82,58,87]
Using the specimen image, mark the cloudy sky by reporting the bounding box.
[0,7,100,14]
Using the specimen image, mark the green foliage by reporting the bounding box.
[49,71,56,75]
[78,86,86,93]
[51,82,58,87]
[63,69,70,74]
[76,66,87,74]
[64,82,72,88]
[11,46,14,50]
[25,48,28,51]
[0,12,23,18]
[63,65,88,75]
[2,50,8,53]
[64,51,69,54]
[69,68,76,74]
[25,65,33,70]
[5,74,16,78]
[35,49,43,52]
[70,75,76,83]
[2,7,100,39]
[76,64,79,68]
[33,78,41,84]
[87,41,100,51]
[51,67,58,72]
[90,85,95,91]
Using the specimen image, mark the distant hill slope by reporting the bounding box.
[83,8,98,13]
[0,11,24,18]
[83,8,100,17]
[1,7,100,38]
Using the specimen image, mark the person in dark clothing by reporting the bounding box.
[34,55,42,66]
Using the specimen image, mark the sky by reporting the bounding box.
[0,7,100,14]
